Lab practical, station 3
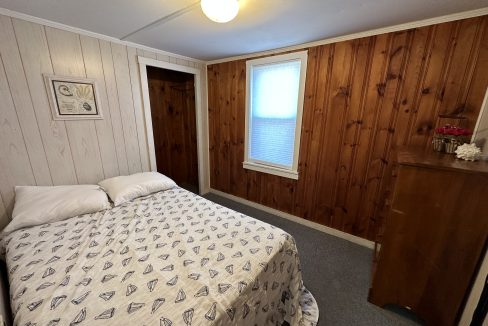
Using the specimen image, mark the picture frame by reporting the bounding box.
[43,74,103,120]
[471,86,488,160]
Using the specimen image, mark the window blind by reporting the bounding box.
[249,60,301,168]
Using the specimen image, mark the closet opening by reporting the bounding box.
[146,66,199,194]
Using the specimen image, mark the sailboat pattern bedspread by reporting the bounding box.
[1,187,318,326]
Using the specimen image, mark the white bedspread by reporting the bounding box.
[2,188,318,325]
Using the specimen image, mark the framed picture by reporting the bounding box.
[44,74,103,120]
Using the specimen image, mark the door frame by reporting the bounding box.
[138,56,208,194]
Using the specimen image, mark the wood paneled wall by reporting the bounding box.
[207,16,488,240]
[147,67,199,188]
[0,14,204,228]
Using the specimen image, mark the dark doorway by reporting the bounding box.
[147,66,199,193]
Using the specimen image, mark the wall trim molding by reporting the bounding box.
[0,7,204,64]
[208,188,375,249]
[207,7,488,65]
[138,56,210,194]
[2,6,486,66]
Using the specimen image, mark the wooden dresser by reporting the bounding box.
[368,147,488,325]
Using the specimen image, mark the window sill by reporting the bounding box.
[242,161,299,180]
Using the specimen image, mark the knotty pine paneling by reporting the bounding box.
[12,18,78,186]
[0,16,53,187]
[147,67,199,188]
[46,26,105,185]
[80,35,120,179]
[0,53,37,215]
[207,16,488,240]
[111,42,143,175]
[0,14,204,228]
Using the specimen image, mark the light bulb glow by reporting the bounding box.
[201,0,239,23]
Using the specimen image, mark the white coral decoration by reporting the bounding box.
[455,143,482,161]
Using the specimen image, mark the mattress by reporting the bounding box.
[1,187,318,325]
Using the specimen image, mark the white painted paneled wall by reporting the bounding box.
[0,14,205,228]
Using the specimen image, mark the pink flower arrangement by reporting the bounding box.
[434,125,472,137]
[433,125,471,154]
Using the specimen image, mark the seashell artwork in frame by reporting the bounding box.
[43,74,103,120]
[471,86,488,160]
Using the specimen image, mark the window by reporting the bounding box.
[243,51,308,179]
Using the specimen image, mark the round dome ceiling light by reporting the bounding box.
[201,0,239,23]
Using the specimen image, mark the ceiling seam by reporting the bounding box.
[120,1,201,40]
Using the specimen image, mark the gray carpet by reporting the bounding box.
[203,193,423,326]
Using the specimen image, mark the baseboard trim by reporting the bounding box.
[208,188,375,249]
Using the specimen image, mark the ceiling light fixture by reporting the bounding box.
[201,0,239,23]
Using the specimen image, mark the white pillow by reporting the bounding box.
[3,185,111,234]
[99,172,176,206]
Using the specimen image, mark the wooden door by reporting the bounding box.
[147,66,198,191]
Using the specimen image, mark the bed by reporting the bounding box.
[1,187,318,325]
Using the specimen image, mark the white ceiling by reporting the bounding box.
[0,0,487,60]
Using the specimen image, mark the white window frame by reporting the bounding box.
[243,51,308,180]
